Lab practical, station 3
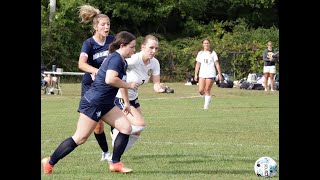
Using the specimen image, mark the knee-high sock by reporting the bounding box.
[204,95,211,108]
[112,129,140,152]
[49,137,78,165]
[94,131,108,153]
[112,132,129,163]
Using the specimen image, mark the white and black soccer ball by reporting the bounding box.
[254,157,277,178]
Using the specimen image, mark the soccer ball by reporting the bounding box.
[254,157,277,178]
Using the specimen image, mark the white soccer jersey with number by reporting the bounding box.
[116,52,160,100]
[196,50,218,78]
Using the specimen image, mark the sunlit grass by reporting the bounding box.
[41,83,279,179]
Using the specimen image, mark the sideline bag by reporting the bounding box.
[248,83,264,90]
[240,81,251,89]
[217,80,234,88]
[215,73,234,88]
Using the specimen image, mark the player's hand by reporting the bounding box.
[194,75,198,81]
[158,83,166,92]
[90,69,99,81]
[122,103,132,116]
[128,82,139,90]
[90,74,96,81]
[270,56,274,61]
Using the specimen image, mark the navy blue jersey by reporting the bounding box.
[80,35,114,95]
[83,52,128,106]
[262,49,278,66]
[81,35,114,68]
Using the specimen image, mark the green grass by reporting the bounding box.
[41,83,279,180]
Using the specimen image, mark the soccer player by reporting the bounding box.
[77,4,115,161]
[42,31,139,174]
[194,38,223,109]
[110,34,166,155]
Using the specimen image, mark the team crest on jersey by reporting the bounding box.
[96,111,101,119]
[93,51,109,60]
[267,52,274,59]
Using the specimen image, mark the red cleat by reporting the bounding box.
[41,157,54,174]
[109,162,133,173]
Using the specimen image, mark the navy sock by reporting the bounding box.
[112,132,129,163]
[49,137,78,165]
[94,131,108,152]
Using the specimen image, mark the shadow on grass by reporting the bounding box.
[129,154,254,175]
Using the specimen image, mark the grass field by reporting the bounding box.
[41,82,279,180]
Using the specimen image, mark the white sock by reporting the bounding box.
[111,128,120,147]
[124,134,140,152]
[204,95,211,109]
[111,128,140,152]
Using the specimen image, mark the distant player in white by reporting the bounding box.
[194,38,222,109]
[111,34,166,154]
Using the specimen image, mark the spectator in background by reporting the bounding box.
[41,65,58,95]
[194,38,223,109]
[262,41,278,91]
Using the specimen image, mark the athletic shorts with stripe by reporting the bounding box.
[114,97,140,110]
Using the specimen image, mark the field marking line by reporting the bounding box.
[141,95,201,101]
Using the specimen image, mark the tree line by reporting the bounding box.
[41,0,279,82]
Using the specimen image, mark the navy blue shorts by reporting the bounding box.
[114,97,140,110]
[78,96,115,122]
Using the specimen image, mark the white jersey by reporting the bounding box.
[196,50,218,78]
[116,52,161,100]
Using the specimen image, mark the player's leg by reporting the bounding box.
[101,106,133,173]
[263,66,270,91]
[93,120,110,161]
[42,113,97,174]
[269,66,276,91]
[112,98,145,151]
[203,78,214,109]
[197,77,205,96]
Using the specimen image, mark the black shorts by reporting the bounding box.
[114,97,140,110]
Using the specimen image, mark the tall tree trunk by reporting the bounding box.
[49,0,56,23]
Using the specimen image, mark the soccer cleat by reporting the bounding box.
[101,152,109,161]
[109,162,133,173]
[42,157,54,174]
[101,152,113,164]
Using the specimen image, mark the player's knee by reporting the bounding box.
[94,122,104,133]
[73,135,89,145]
[117,123,132,135]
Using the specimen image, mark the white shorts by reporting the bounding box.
[263,66,276,74]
